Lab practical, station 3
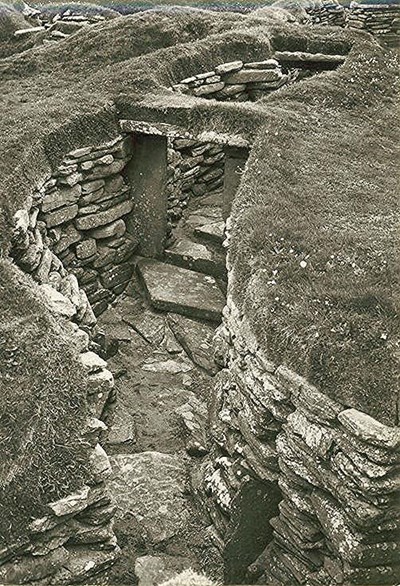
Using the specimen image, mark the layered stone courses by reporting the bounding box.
[0,286,118,583]
[166,137,225,239]
[206,290,400,585]
[11,134,138,320]
[171,54,345,103]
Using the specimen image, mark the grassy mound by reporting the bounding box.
[0,3,29,41]
[0,260,91,543]
[230,39,399,424]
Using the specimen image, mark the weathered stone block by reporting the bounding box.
[85,159,127,180]
[75,200,133,231]
[47,486,91,517]
[76,238,97,259]
[215,60,243,74]
[338,409,400,450]
[42,184,81,213]
[53,223,81,254]
[224,68,283,84]
[90,218,126,239]
[192,82,225,96]
[79,351,107,375]
[0,547,69,584]
[81,179,105,194]
[40,284,76,318]
[44,204,79,228]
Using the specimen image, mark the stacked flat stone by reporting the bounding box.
[166,138,225,237]
[11,205,97,329]
[36,135,137,317]
[206,288,400,585]
[0,284,118,584]
[306,0,347,26]
[14,6,110,44]
[171,59,290,103]
[347,2,400,45]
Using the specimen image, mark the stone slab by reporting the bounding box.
[109,452,189,545]
[136,258,224,322]
[167,313,218,375]
[165,237,226,279]
[75,200,133,231]
[194,220,225,244]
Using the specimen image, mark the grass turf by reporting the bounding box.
[0,260,91,544]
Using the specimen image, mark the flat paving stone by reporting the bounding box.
[136,258,224,323]
[165,238,225,279]
[109,451,190,545]
[168,313,219,375]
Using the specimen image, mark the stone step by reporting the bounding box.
[136,258,224,323]
[194,220,225,244]
[164,238,226,279]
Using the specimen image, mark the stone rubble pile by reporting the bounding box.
[205,294,400,585]
[11,134,138,320]
[14,4,115,45]
[166,138,225,237]
[170,54,347,103]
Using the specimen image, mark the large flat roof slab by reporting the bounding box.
[136,257,224,323]
[119,119,250,148]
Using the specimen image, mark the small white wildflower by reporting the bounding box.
[300,260,307,268]
[380,333,388,340]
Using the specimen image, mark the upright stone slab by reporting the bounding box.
[125,133,168,258]
[222,146,248,219]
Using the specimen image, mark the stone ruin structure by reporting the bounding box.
[0,6,399,586]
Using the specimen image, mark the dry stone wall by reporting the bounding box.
[0,275,119,583]
[171,55,346,103]
[3,139,132,584]
[11,134,138,319]
[207,297,400,585]
[347,2,400,43]
[166,138,225,238]
[306,1,400,46]
[204,222,400,585]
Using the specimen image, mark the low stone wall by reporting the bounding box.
[166,138,225,237]
[3,140,126,583]
[0,271,119,583]
[170,55,346,103]
[11,134,137,319]
[204,220,400,585]
[305,1,400,46]
[347,2,400,44]
[306,1,347,27]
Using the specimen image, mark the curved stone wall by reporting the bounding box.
[203,224,400,585]
[2,140,125,583]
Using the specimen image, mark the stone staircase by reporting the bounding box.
[137,190,227,323]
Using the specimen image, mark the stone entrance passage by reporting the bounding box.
[124,133,168,259]
[89,120,252,584]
